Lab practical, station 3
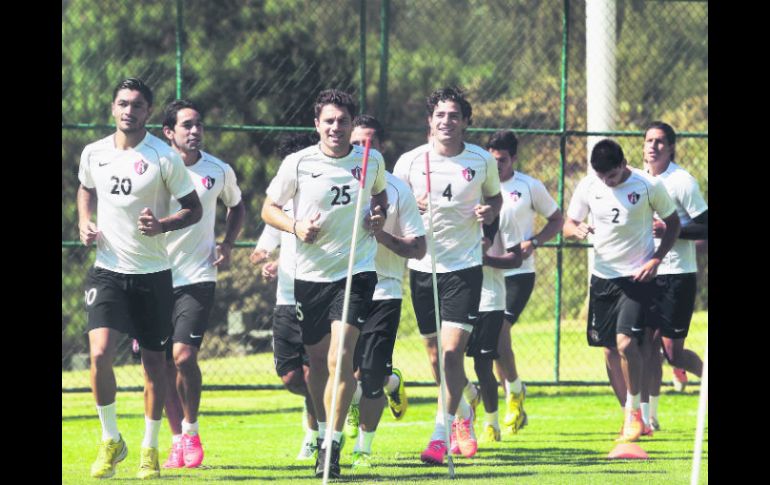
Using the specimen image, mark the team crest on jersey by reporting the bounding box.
[202,175,215,190]
[462,167,476,181]
[134,159,148,175]
[627,191,640,204]
[351,166,362,181]
[509,190,522,201]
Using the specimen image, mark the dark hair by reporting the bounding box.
[112,77,153,106]
[162,99,200,130]
[426,86,472,123]
[314,89,356,119]
[645,120,677,161]
[276,131,320,159]
[590,139,625,173]
[353,114,385,141]
[486,130,518,156]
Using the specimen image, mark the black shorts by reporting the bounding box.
[504,273,536,325]
[167,282,216,356]
[650,273,697,339]
[84,266,173,352]
[272,304,308,377]
[294,271,378,346]
[586,275,656,348]
[466,310,504,359]
[353,299,401,394]
[410,266,483,336]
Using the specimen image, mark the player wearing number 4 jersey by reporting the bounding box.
[77,78,202,480]
[159,99,245,469]
[262,89,387,479]
[393,86,502,463]
[563,138,680,444]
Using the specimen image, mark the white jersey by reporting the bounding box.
[255,202,296,305]
[266,143,386,282]
[78,132,195,274]
[567,168,676,279]
[166,151,242,287]
[649,161,708,275]
[393,142,501,274]
[373,173,426,301]
[480,214,523,311]
[499,171,560,276]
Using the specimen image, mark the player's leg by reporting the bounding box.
[161,345,184,468]
[658,274,702,377]
[604,347,627,407]
[468,311,503,443]
[639,327,659,435]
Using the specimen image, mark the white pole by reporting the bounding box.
[322,138,372,485]
[424,151,455,478]
[690,334,708,485]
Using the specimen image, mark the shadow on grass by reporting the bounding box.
[62,406,302,422]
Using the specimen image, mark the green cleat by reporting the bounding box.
[478,424,501,444]
[345,403,360,439]
[503,383,528,434]
[386,368,408,420]
[90,435,128,479]
[351,451,372,469]
[136,447,160,480]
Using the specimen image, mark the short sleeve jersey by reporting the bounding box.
[650,161,708,275]
[166,151,243,287]
[78,132,195,274]
[566,167,676,279]
[266,143,386,282]
[393,142,501,273]
[373,172,426,301]
[499,171,560,276]
[255,201,296,305]
[480,213,523,311]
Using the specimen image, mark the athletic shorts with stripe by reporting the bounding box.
[165,282,216,359]
[466,310,504,359]
[294,271,378,346]
[353,299,401,398]
[650,273,697,339]
[84,266,173,352]
[586,275,657,348]
[504,273,536,325]
[409,266,483,336]
[272,304,309,377]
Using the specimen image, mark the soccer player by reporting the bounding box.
[485,130,564,434]
[261,89,388,479]
[78,78,202,479]
[640,121,708,430]
[250,131,321,461]
[469,214,523,443]
[159,99,245,468]
[563,138,680,443]
[393,86,502,463]
[345,115,426,468]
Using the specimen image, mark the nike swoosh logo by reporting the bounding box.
[311,173,322,178]
[421,171,434,175]
[595,195,603,199]
[674,328,686,333]
[480,349,493,354]
[357,317,366,323]
[160,337,170,346]
[467,314,478,320]
[630,327,642,332]
[98,161,112,167]
[190,333,203,339]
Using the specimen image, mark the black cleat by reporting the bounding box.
[314,439,341,479]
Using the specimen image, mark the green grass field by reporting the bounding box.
[62,384,707,484]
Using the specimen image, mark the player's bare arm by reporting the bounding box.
[482,243,523,269]
[138,190,202,236]
[633,211,681,282]
[474,192,503,225]
[655,210,707,240]
[521,209,564,259]
[214,200,246,268]
[563,217,595,240]
[77,184,99,246]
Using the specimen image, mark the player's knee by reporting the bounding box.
[173,348,198,373]
[474,359,495,386]
[443,347,464,369]
[90,347,113,370]
[360,371,385,399]
[616,335,636,356]
[282,368,307,395]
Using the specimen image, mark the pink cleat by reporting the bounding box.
[162,441,185,468]
[449,425,461,455]
[182,433,204,468]
[454,415,478,458]
[420,439,447,465]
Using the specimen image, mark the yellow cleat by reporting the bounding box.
[90,435,128,479]
[136,447,160,480]
[503,384,528,433]
[616,408,644,443]
[344,403,360,439]
[386,368,408,420]
[478,424,501,444]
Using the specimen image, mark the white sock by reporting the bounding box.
[96,402,120,442]
[463,381,478,402]
[182,418,199,437]
[304,428,318,443]
[352,382,363,405]
[332,430,343,444]
[359,430,376,454]
[650,395,660,420]
[318,421,327,440]
[640,402,650,425]
[431,409,447,441]
[457,395,471,419]
[508,377,523,395]
[625,392,641,411]
[485,410,500,429]
[142,416,162,449]
[384,374,400,394]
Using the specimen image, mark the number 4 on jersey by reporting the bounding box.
[442,183,452,201]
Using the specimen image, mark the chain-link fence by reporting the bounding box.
[62,0,708,390]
